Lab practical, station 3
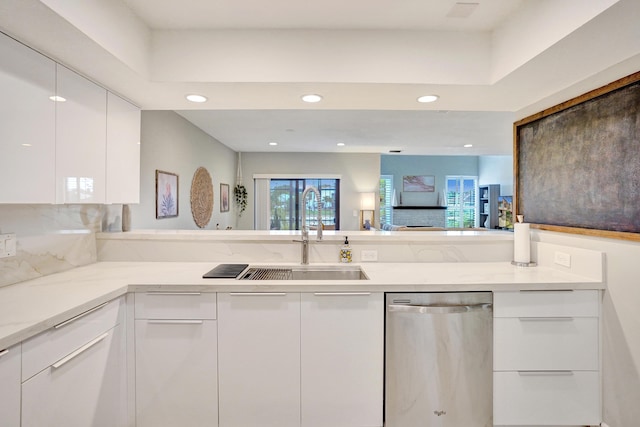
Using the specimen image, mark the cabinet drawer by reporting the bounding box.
[22,325,125,427]
[494,290,599,317]
[22,297,123,381]
[494,371,600,426]
[0,343,21,427]
[494,317,598,370]
[135,292,216,320]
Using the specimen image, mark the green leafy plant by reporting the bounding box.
[234,184,247,215]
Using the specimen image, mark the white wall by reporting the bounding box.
[533,229,640,426]
[238,152,381,231]
[130,111,237,230]
[479,155,513,195]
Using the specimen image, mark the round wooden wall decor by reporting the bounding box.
[190,167,213,228]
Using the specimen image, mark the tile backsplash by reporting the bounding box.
[0,204,115,288]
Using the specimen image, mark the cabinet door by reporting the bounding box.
[22,324,126,427]
[106,92,140,204]
[301,292,384,427]
[0,33,56,203]
[218,292,300,427]
[135,319,218,427]
[55,64,107,204]
[0,344,21,427]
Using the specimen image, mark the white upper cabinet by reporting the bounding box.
[55,64,107,204]
[0,33,56,203]
[106,92,140,204]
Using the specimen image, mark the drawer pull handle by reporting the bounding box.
[229,292,287,296]
[313,292,371,296]
[147,292,202,296]
[519,317,574,321]
[518,370,574,376]
[54,302,109,329]
[147,320,204,325]
[0,349,8,358]
[52,332,109,369]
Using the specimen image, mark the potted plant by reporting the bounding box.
[234,184,247,216]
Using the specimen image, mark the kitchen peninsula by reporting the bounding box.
[0,231,604,427]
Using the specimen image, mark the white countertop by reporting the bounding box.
[0,260,603,351]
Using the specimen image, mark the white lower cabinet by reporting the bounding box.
[493,290,601,426]
[217,292,301,427]
[21,323,126,427]
[217,291,384,427]
[134,292,218,427]
[301,292,384,427]
[0,344,21,426]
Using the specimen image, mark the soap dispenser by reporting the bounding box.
[340,236,352,263]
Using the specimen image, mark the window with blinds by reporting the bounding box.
[445,176,478,228]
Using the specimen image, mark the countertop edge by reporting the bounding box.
[0,261,604,351]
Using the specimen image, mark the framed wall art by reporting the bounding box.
[515,70,640,241]
[156,170,178,219]
[220,183,230,212]
[403,175,435,192]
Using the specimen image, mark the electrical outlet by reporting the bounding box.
[554,251,571,268]
[0,233,16,258]
[361,250,378,262]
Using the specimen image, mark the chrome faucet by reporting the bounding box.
[297,186,323,264]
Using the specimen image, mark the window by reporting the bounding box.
[445,176,478,228]
[268,179,340,230]
[379,175,393,226]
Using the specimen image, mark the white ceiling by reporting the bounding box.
[1,0,639,155]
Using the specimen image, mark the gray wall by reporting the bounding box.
[130,111,237,230]
[238,152,381,231]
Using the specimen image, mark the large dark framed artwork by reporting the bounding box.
[156,170,179,219]
[514,71,640,241]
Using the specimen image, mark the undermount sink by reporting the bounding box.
[239,265,368,280]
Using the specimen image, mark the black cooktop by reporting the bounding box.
[202,263,249,279]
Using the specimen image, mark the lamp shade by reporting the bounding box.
[360,192,376,210]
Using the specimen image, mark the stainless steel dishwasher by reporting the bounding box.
[385,292,493,427]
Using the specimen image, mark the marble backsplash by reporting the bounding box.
[0,204,122,288]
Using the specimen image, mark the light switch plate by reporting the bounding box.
[554,251,571,267]
[361,250,378,262]
[0,233,16,258]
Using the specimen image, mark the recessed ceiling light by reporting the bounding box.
[49,95,66,102]
[464,144,473,148]
[417,95,439,103]
[269,142,278,146]
[186,94,208,103]
[337,142,345,146]
[301,94,323,103]
[21,143,32,147]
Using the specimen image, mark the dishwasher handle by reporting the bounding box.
[388,302,492,314]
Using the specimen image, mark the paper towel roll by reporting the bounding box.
[513,222,531,263]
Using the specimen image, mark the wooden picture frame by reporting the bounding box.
[220,183,230,212]
[156,170,178,219]
[514,70,640,242]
